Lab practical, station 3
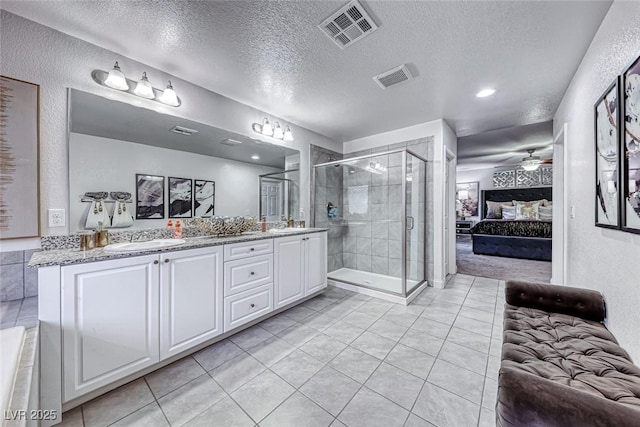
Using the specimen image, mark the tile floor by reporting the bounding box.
[0,296,38,329]
[57,274,504,427]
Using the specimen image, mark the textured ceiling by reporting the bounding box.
[457,121,554,171]
[2,1,612,142]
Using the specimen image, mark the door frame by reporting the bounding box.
[551,123,568,285]
[445,149,457,278]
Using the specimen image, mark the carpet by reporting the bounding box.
[456,235,551,283]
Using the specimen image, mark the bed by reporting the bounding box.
[470,187,552,261]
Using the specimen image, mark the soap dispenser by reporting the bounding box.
[299,209,305,228]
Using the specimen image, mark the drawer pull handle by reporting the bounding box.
[250,303,255,308]
[250,272,255,275]
[164,259,170,263]
[250,248,255,251]
[153,260,159,265]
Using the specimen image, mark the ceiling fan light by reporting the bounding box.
[159,80,180,106]
[521,159,541,171]
[133,72,155,99]
[104,61,129,90]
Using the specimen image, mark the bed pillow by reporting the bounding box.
[539,205,553,221]
[515,203,540,220]
[542,199,553,207]
[486,201,504,219]
[513,199,546,207]
[502,206,516,220]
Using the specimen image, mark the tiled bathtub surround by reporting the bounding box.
[0,249,39,301]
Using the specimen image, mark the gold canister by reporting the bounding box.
[95,230,110,247]
[79,232,96,251]
[299,220,306,228]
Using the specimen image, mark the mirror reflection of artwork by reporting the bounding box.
[623,54,640,232]
[456,182,479,217]
[169,177,193,218]
[194,180,214,217]
[136,174,165,219]
[594,78,620,229]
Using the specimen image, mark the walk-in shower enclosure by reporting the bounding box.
[313,149,428,301]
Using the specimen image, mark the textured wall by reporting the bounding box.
[0,11,341,252]
[553,0,640,361]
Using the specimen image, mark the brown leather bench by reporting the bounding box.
[497,280,640,427]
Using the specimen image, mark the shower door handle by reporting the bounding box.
[406,216,415,230]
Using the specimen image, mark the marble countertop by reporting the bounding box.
[29,228,327,268]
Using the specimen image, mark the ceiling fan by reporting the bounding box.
[493,148,553,170]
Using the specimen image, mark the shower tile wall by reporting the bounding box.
[341,137,434,280]
[310,145,344,273]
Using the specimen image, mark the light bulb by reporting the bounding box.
[133,72,154,99]
[261,118,273,136]
[283,126,293,141]
[273,122,284,139]
[159,80,179,106]
[104,61,129,90]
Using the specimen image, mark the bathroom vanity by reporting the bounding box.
[29,229,327,425]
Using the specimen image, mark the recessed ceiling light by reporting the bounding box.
[476,88,496,98]
[251,155,260,160]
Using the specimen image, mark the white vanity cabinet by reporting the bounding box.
[274,232,327,308]
[159,247,223,359]
[61,254,160,401]
[222,240,274,332]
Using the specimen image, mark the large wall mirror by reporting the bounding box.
[68,89,300,232]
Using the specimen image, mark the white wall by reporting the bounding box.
[69,133,279,231]
[0,11,341,251]
[553,0,640,361]
[344,119,458,288]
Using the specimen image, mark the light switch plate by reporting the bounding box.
[48,209,66,227]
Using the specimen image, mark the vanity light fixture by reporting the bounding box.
[251,117,294,141]
[283,126,293,142]
[133,72,154,99]
[159,81,180,107]
[261,118,274,136]
[251,154,260,160]
[104,61,129,91]
[273,122,284,139]
[92,61,181,107]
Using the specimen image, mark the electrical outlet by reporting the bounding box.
[570,205,575,219]
[48,209,66,227]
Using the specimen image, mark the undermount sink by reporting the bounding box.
[103,239,186,252]
[268,228,308,234]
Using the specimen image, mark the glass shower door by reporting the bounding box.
[404,151,427,295]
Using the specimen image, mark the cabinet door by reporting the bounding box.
[160,246,223,359]
[305,232,328,295]
[62,255,160,401]
[274,235,305,308]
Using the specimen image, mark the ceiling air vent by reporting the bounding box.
[169,125,198,136]
[373,64,413,89]
[319,0,379,49]
[220,138,243,146]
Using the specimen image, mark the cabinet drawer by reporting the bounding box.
[224,239,273,261]
[224,284,273,332]
[224,254,273,296]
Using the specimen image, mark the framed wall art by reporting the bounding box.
[594,77,621,229]
[622,53,640,234]
[456,182,479,217]
[194,179,215,217]
[168,177,193,218]
[136,174,165,219]
[0,76,40,239]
